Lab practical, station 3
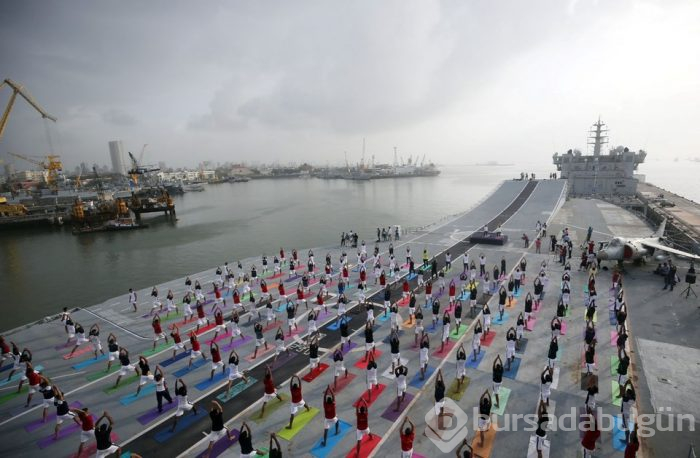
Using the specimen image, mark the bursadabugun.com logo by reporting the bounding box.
[424,398,470,452]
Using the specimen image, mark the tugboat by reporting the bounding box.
[72,217,148,235]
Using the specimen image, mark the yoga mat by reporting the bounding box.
[612,415,635,451]
[344,432,381,458]
[506,298,517,308]
[447,378,470,401]
[142,342,172,358]
[503,358,521,379]
[310,420,352,458]
[340,342,358,355]
[432,340,456,357]
[611,381,622,406]
[195,429,240,458]
[119,384,156,406]
[37,414,95,449]
[611,330,619,346]
[0,364,44,387]
[328,317,352,331]
[219,335,254,353]
[551,367,561,390]
[245,344,274,362]
[380,392,415,421]
[277,407,320,441]
[611,355,620,376]
[25,401,82,433]
[450,324,468,340]
[406,273,417,281]
[137,401,177,424]
[158,350,192,368]
[332,372,356,393]
[252,393,288,423]
[492,387,512,415]
[217,376,258,403]
[492,313,510,325]
[270,351,298,371]
[466,350,486,369]
[401,319,416,329]
[481,332,496,347]
[354,350,383,369]
[154,409,208,443]
[103,374,138,394]
[582,309,598,323]
[302,363,330,383]
[471,424,496,458]
[71,354,108,370]
[516,338,529,354]
[195,371,228,391]
[63,345,93,360]
[525,317,537,331]
[353,383,386,408]
[205,332,232,346]
[377,314,390,323]
[526,434,550,458]
[560,321,568,335]
[409,366,435,388]
[173,358,208,378]
[609,310,618,325]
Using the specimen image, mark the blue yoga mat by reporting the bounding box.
[173,358,207,378]
[159,351,192,368]
[120,384,156,406]
[409,366,435,388]
[327,317,351,331]
[310,420,353,458]
[465,350,485,369]
[72,354,108,370]
[195,371,227,391]
[492,313,510,325]
[503,357,522,379]
[154,409,208,443]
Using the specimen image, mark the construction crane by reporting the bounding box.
[0,79,57,141]
[7,152,63,190]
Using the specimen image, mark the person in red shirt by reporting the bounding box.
[287,375,311,429]
[449,279,457,305]
[581,406,600,457]
[321,386,339,446]
[278,283,286,301]
[402,279,410,299]
[399,416,415,458]
[232,288,241,310]
[260,279,269,300]
[280,248,286,265]
[342,265,349,283]
[209,342,225,380]
[296,284,308,310]
[260,365,283,418]
[188,332,207,368]
[624,430,639,458]
[169,324,186,359]
[195,300,209,332]
[70,406,95,458]
[355,398,372,455]
[359,267,367,289]
[22,362,42,407]
[317,291,326,313]
[152,314,169,350]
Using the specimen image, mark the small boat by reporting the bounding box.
[72,218,148,235]
[183,183,205,192]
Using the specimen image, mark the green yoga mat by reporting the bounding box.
[103,374,138,394]
[252,393,288,424]
[277,407,320,440]
[86,365,119,382]
[491,387,511,416]
[447,378,470,401]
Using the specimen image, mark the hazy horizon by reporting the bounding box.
[2,0,699,170]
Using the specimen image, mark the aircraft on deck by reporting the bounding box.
[597,219,700,263]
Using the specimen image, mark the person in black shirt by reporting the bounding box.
[269,432,282,458]
[363,321,375,361]
[252,322,268,359]
[339,316,351,350]
[390,330,401,372]
[434,369,446,418]
[456,438,474,458]
[478,390,492,447]
[547,336,558,369]
[53,387,79,439]
[492,356,504,408]
[94,411,122,457]
[205,401,232,457]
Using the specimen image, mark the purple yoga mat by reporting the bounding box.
[269,351,298,370]
[196,428,240,458]
[340,342,358,356]
[25,402,82,433]
[380,393,415,422]
[219,335,253,353]
[37,414,94,449]
[137,400,177,425]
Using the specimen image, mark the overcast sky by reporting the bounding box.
[2,0,699,170]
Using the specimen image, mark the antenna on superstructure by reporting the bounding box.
[588,116,609,156]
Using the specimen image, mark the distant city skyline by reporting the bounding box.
[2,1,699,169]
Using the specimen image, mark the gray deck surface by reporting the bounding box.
[1,179,696,458]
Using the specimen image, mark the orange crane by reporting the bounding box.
[0,78,56,140]
[7,152,63,191]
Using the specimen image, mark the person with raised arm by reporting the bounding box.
[171,378,197,432]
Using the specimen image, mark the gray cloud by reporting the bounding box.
[102,109,138,126]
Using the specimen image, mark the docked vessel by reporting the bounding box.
[71,216,148,234]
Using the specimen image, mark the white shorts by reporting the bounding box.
[365,342,374,351]
[334,363,346,376]
[139,374,154,386]
[197,317,206,326]
[585,362,595,373]
[506,348,515,360]
[419,350,429,366]
[96,444,120,458]
[211,360,224,371]
[56,412,74,424]
[228,366,244,380]
[516,328,524,339]
[391,353,400,364]
[190,350,202,359]
[478,416,491,431]
[42,397,55,408]
[255,338,265,347]
[80,428,94,443]
[215,324,226,333]
[176,400,194,417]
[109,351,119,362]
[434,398,445,414]
[287,318,295,327]
[472,338,481,351]
[118,364,135,376]
[457,365,466,377]
[493,382,501,394]
[618,373,628,385]
[397,382,407,396]
[67,326,76,338]
[275,343,286,355]
[154,333,166,341]
[367,375,378,387]
[76,334,88,345]
[263,390,278,402]
[290,399,306,414]
[442,326,450,341]
[28,383,39,394]
[484,316,491,327]
[207,428,227,442]
[324,417,338,429]
[402,450,413,458]
[171,342,185,351]
[356,428,371,441]
[367,310,374,320]
[541,390,551,402]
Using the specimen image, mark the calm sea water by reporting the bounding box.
[1,160,695,330]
